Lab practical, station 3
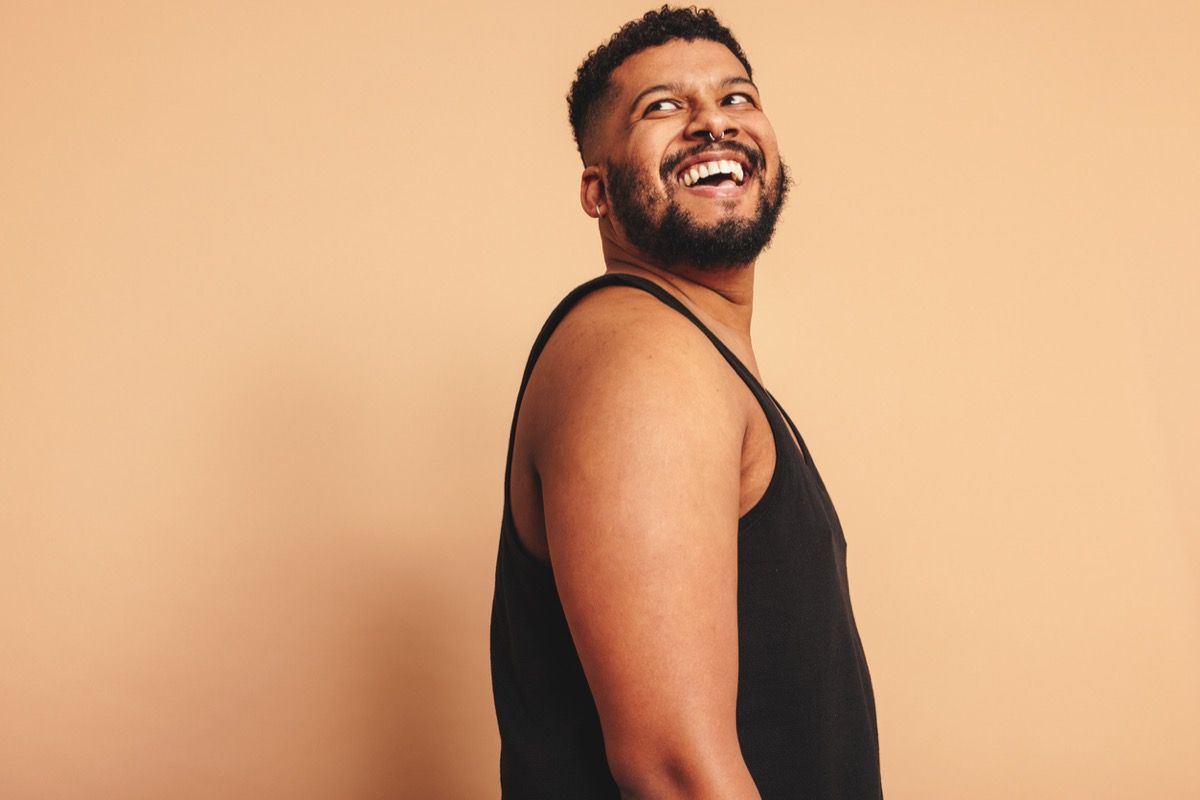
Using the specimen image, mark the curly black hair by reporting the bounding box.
[567,5,753,163]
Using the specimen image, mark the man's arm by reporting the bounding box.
[527,291,761,799]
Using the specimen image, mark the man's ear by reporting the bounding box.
[580,165,607,219]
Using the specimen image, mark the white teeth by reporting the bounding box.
[680,159,748,187]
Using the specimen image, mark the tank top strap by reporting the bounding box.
[765,387,814,465]
[590,274,812,462]
[595,273,755,382]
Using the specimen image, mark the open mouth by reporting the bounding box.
[674,153,754,193]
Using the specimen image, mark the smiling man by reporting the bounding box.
[490,7,883,799]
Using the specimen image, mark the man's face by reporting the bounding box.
[593,39,790,270]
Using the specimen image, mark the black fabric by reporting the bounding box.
[490,273,883,799]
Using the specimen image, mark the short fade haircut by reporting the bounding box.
[566,5,754,163]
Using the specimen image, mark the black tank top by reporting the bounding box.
[490,273,882,799]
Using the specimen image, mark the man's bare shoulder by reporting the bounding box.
[539,283,722,382]
[523,284,742,452]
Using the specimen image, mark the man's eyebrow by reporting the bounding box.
[627,76,759,115]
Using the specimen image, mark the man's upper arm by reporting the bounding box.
[528,293,749,786]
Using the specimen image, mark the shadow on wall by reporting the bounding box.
[171,356,490,799]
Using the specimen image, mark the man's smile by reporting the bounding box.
[678,155,747,185]
[663,145,760,200]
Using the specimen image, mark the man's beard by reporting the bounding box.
[605,145,792,271]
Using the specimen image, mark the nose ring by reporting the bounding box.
[702,130,724,143]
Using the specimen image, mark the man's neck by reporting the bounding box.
[600,237,756,339]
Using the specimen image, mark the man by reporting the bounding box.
[490,7,882,799]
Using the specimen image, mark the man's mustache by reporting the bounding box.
[659,140,765,182]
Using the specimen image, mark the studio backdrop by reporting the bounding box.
[2,2,1197,798]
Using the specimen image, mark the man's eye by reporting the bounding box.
[645,99,682,113]
[724,93,753,106]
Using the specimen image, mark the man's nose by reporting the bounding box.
[686,103,738,143]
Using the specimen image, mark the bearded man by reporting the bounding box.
[490,7,883,799]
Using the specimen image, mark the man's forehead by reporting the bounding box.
[610,39,750,102]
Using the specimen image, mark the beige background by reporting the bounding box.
[2,1,1197,798]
